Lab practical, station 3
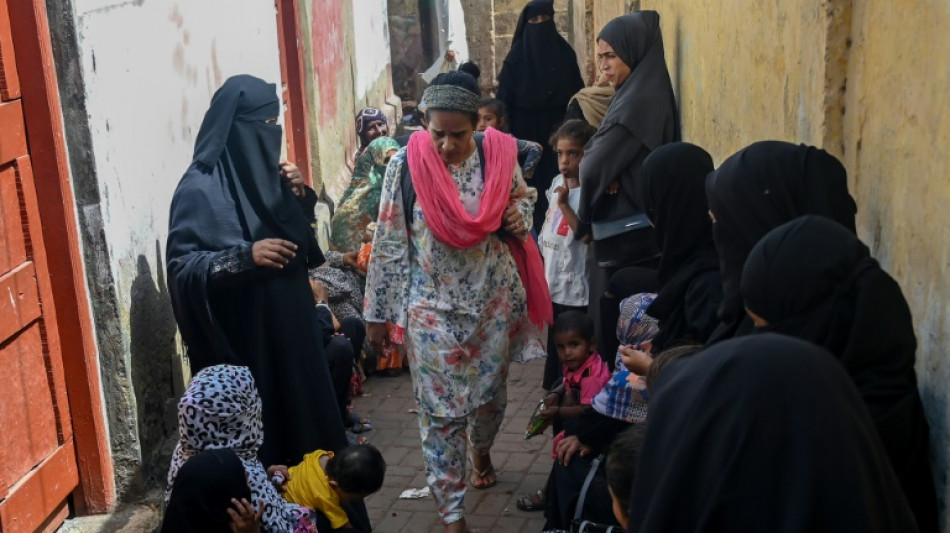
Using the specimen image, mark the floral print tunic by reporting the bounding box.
[364,147,545,418]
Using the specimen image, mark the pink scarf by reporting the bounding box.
[407,127,552,328]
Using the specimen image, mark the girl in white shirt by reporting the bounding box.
[538,119,597,390]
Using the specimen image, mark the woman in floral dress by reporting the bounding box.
[364,72,547,533]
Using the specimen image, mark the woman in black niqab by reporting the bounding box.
[166,75,348,467]
[705,140,857,342]
[741,215,937,532]
[161,449,253,533]
[496,0,585,230]
[629,334,919,533]
[637,142,721,351]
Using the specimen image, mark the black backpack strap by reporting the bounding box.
[401,133,486,227]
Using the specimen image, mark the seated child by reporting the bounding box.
[280,444,386,532]
[538,119,597,390]
[605,424,648,530]
[540,311,611,457]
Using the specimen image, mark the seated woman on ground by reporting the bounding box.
[161,448,263,533]
[628,334,918,532]
[166,365,322,533]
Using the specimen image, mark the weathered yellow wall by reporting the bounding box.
[607,0,950,525]
[842,2,950,522]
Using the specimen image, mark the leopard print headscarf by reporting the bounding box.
[165,365,317,532]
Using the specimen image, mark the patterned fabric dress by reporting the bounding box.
[330,137,401,252]
[364,147,545,419]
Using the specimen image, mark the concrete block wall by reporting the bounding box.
[590,0,950,525]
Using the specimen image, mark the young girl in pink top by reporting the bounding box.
[540,311,610,457]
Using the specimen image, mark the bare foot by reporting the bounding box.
[444,518,468,533]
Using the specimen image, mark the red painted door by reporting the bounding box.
[0,0,81,530]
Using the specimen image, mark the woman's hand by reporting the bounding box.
[538,405,559,420]
[252,239,297,269]
[367,322,388,355]
[280,161,306,197]
[310,279,328,303]
[607,180,620,195]
[227,498,263,533]
[556,435,592,467]
[503,203,528,238]
[342,251,360,269]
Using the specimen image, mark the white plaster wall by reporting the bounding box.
[351,0,393,101]
[72,0,282,317]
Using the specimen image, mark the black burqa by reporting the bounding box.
[496,0,585,230]
[166,75,349,467]
[629,334,919,533]
[637,142,721,352]
[161,449,251,533]
[705,140,857,342]
[741,216,937,532]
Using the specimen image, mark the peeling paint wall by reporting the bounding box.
[567,0,950,525]
[47,0,283,501]
[299,0,398,203]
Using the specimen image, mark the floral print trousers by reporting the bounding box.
[418,387,508,524]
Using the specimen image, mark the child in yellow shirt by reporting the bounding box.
[280,444,386,531]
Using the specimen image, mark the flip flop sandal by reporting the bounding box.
[516,490,545,512]
[347,432,369,446]
[348,413,373,433]
[469,463,497,489]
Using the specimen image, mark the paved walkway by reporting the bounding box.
[354,359,553,533]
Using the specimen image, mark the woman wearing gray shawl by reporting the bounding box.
[578,11,679,361]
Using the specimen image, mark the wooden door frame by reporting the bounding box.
[275,0,314,188]
[7,0,114,513]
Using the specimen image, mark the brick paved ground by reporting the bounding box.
[353,359,554,533]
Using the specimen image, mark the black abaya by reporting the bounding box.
[742,216,937,532]
[166,75,348,467]
[496,0,585,230]
[637,142,721,352]
[630,334,919,533]
[578,12,678,345]
[161,449,251,533]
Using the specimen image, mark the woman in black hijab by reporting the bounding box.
[705,140,857,342]
[496,0,585,230]
[166,75,348,466]
[741,215,937,532]
[629,334,919,533]
[637,142,721,352]
[161,449,258,533]
[578,11,679,358]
